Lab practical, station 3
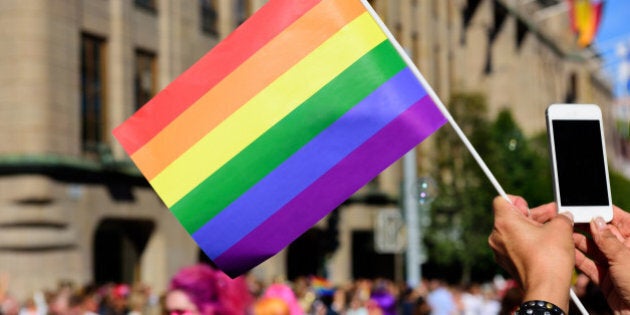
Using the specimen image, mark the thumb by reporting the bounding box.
[590,216,627,262]
[546,211,574,234]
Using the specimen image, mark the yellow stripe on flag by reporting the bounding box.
[151,12,387,207]
[129,0,366,181]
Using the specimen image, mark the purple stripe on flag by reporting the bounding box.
[214,95,446,276]
[192,68,427,258]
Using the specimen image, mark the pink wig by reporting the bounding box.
[262,284,303,315]
[168,264,253,315]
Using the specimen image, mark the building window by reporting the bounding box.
[135,50,157,109]
[134,0,157,12]
[81,34,107,153]
[200,0,218,36]
[565,73,577,103]
[235,0,252,27]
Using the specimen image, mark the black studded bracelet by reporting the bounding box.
[514,300,565,315]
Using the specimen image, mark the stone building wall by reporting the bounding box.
[0,0,220,299]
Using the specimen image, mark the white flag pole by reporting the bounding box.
[359,1,588,314]
[359,0,508,201]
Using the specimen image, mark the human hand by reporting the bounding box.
[488,195,574,313]
[574,206,630,314]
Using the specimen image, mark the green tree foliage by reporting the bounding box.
[427,92,495,282]
[610,170,630,209]
[486,111,553,206]
[426,92,553,283]
[423,93,630,284]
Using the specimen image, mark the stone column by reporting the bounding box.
[0,0,84,299]
[108,0,134,157]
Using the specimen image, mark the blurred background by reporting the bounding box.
[0,0,628,313]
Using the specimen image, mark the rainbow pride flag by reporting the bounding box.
[113,0,447,277]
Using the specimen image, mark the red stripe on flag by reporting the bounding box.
[129,0,366,181]
[113,0,322,155]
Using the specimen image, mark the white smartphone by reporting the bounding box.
[546,104,613,223]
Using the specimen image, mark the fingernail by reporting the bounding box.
[593,216,606,230]
[560,211,574,225]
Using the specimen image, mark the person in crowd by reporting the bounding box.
[252,297,290,315]
[345,293,368,315]
[127,284,149,315]
[458,283,485,315]
[364,299,383,315]
[292,277,316,314]
[18,293,46,315]
[67,292,94,315]
[100,284,129,315]
[368,289,395,315]
[312,291,338,315]
[489,195,630,314]
[497,285,522,315]
[163,264,253,315]
[426,279,455,315]
[260,283,303,315]
[478,284,500,315]
[48,285,74,315]
[399,282,430,315]
[368,280,396,315]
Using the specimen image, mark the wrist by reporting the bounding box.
[516,300,565,315]
[520,262,572,312]
[522,281,570,313]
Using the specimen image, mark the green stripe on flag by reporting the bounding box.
[170,40,407,234]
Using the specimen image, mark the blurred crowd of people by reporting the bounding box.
[0,263,611,315]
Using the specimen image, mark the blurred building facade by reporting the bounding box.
[0,0,612,298]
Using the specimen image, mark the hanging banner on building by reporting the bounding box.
[568,0,604,47]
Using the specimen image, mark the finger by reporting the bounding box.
[544,212,575,259]
[529,202,558,223]
[554,211,574,229]
[609,206,630,239]
[573,232,589,253]
[590,217,629,263]
[494,195,531,220]
[611,206,630,237]
[493,196,517,219]
[543,212,574,242]
[509,195,530,215]
[573,231,608,265]
[607,225,626,244]
[574,249,601,286]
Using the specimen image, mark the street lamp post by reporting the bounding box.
[403,150,420,288]
[416,175,437,264]
[403,148,437,288]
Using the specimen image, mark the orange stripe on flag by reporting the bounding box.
[113,0,321,154]
[130,0,365,181]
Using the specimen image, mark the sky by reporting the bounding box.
[594,0,630,97]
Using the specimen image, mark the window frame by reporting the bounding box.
[80,33,108,153]
[134,0,157,13]
[200,0,219,36]
[134,49,157,110]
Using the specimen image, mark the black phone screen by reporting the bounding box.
[552,120,609,206]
